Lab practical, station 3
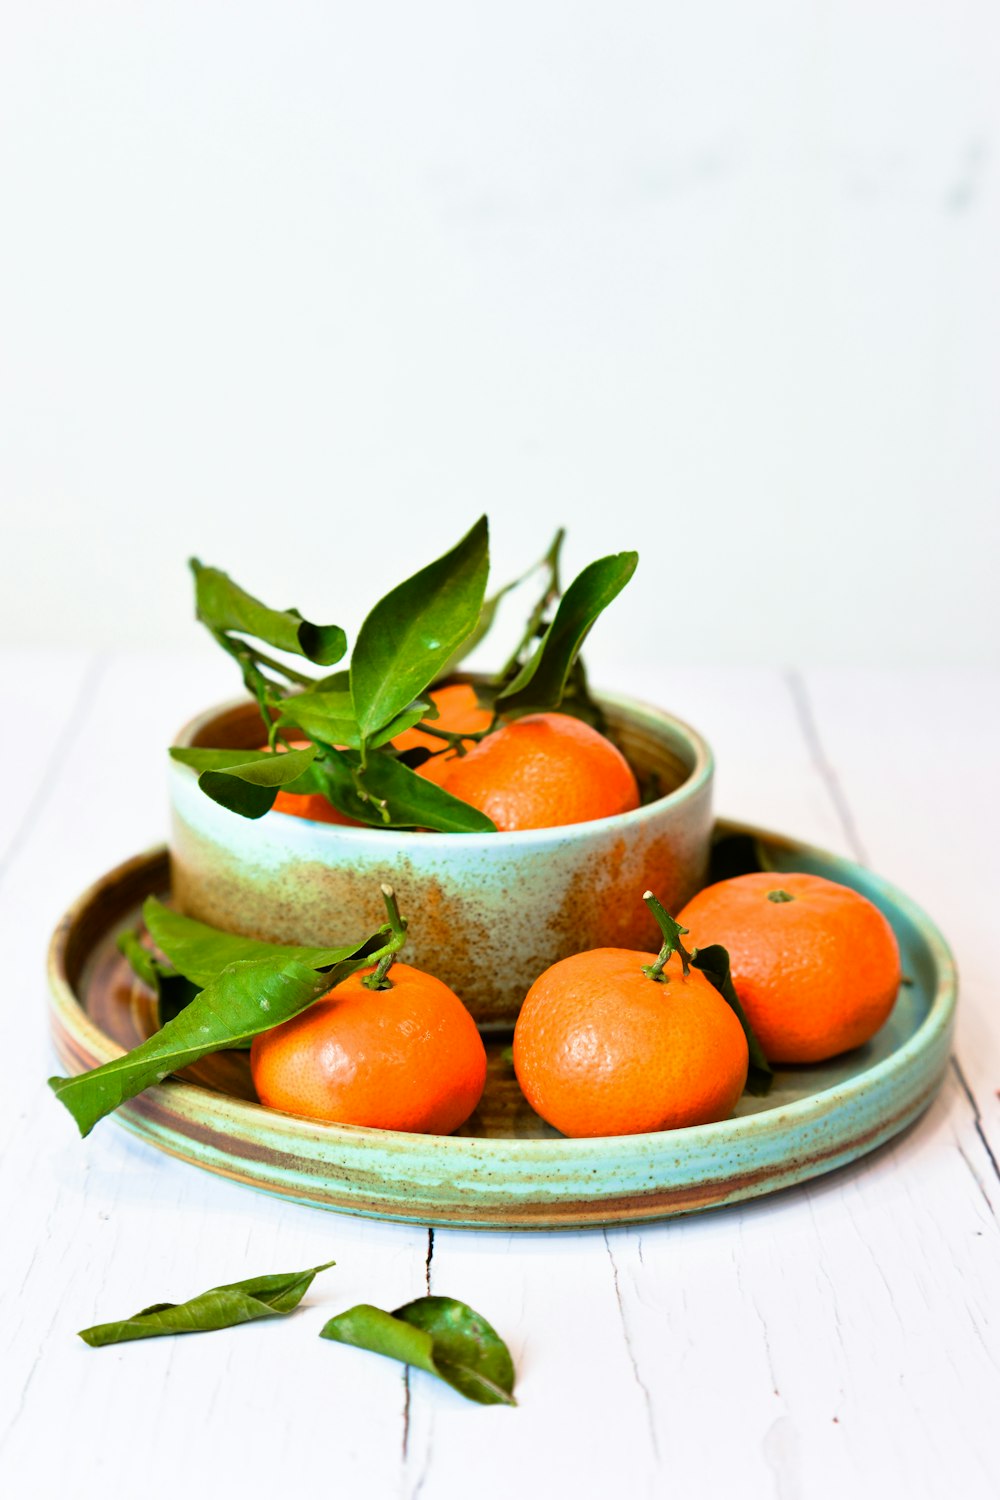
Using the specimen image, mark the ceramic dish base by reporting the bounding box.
[48,822,957,1230]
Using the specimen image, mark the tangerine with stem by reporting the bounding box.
[677,871,901,1063]
[250,886,487,1133]
[513,891,748,1137]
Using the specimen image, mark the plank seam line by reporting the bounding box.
[784,669,871,867]
[787,670,998,1196]
[401,1367,411,1463]
[603,1229,659,1463]
[951,1056,1000,1196]
[0,652,107,894]
[401,1228,436,1494]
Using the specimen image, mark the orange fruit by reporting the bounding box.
[250,959,487,1133]
[677,872,901,1064]
[260,738,358,826]
[438,712,640,831]
[392,682,493,786]
[513,947,748,1137]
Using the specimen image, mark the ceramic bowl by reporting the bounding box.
[168,692,714,1026]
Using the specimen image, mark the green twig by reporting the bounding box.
[362,885,409,990]
[641,890,694,983]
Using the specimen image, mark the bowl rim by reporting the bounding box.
[170,687,716,848]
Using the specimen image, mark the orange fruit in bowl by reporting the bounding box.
[438,712,640,831]
[392,682,494,786]
[250,960,487,1133]
[513,945,748,1137]
[677,872,901,1064]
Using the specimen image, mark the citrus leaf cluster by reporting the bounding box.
[50,899,404,1136]
[183,518,638,831]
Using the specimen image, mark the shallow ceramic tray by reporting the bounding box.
[47,822,956,1230]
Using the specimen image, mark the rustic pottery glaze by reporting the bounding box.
[47,825,957,1230]
[168,692,715,1024]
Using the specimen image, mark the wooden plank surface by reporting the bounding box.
[1,653,996,1499]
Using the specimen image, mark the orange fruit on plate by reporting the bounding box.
[260,738,358,826]
[250,960,487,1133]
[438,712,639,831]
[392,682,493,786]
[677,872,901,1064]
[513,946,748,1137]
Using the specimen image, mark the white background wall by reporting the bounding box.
[1,2,997,670]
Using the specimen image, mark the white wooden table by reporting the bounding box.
[2,652,997,1500]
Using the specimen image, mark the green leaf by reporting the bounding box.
[191,559,346,666]
[116,930,200,1027]
[690,944,773,1096]
[142,897,364,989]
[170,744,319,819]
[276,691,361,748]
[437,526,565,681]
[320,1296,516,1407]
[305,749,497,833]
[310,669,351,693]
[276,691,430,753]
[367,701,435,750]
[49,944,378,1136]
[496,551,637,714]
[350,518,490,739]
[79,1262,334,1347]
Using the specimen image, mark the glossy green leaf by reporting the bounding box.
[437,527,565,681]
[277,691,431,753]
[79,1262,334,1347]
[49,944,377,1136]
[350,518,490,738]
[496,551,637,713]
[691,944,773,1096]
[320,1296,516,1406]
[305,748,497,833]
[142,897,364,990]
[116,930,200,1027]
[191,559,346,665]
[170,743,319,819]
[310,669,351,693]
[367,701,435,750]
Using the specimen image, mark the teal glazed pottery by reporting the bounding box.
[47,823,956,1230]
[168,692,715,1025]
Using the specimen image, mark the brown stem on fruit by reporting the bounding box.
[641,890,694,984]
[767,889,795,903]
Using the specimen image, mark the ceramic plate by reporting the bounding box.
[47,822,956,1230]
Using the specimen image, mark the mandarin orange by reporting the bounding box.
[249,959,486,1133]
[392,682,493,786]
[513,945,748,1137]
[438,712,639,831]
[677,871,901,1064]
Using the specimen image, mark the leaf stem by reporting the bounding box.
[361,884,409,990]
[496,527,566,685]
[641,890,694,983]
[241,646,316,687]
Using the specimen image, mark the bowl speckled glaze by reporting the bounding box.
[169,692,714,1025]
